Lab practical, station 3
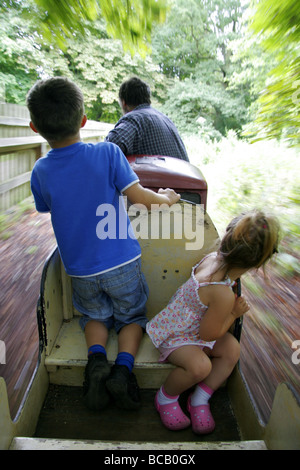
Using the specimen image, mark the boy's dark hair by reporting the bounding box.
[119,77,151,107]
[26,77,84,143]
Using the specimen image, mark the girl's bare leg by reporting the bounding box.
[155,345,211,431]
[162,333,240,397]
[203,332,240,391]
[163,345,212,396]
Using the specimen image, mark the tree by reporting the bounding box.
[0,2,45,102]
[151,0,248,137]
[28,0,167,55]
[0,2,166,122]
[248,0,300,146]
[51,21,166,122]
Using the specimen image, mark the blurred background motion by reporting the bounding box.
[0,0,299,422]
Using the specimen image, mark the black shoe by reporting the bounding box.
[106,364,141,410]
[83,353,111,411]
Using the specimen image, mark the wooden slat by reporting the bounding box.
[0,120,113,210]
[10,437,267,450]
[0,135,45,153]
[0,130,111,154]
[0,116,30,127]
[0,171,31,194]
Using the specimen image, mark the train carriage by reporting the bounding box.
[1,156,300,450]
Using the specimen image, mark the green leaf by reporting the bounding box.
[31,0,167,54]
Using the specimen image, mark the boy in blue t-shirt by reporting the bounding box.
[27,77,180,411]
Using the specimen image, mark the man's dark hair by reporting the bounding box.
[119,77,151,107]
[27,77,84,143]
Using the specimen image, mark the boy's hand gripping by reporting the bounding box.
[158,188,181,206]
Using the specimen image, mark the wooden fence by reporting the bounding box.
[0,103,113,211]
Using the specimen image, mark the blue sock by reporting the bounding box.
[115,352,134,373]
[88,344,106,357]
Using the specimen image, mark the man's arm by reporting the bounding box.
[106,118,137,155]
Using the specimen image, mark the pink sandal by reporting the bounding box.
[187,395,215,434]
[155,392,191,431]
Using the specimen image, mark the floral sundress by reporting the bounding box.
[146,255,235,360]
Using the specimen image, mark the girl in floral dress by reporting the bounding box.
[146,210,280,434]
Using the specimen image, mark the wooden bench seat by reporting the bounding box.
[45,316,172,388]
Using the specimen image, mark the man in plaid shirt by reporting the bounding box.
[106,77,189,162]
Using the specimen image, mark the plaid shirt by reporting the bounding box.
[106,104,189,161]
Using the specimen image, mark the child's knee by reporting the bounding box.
[227,335,240,365]
[188,353,212,382]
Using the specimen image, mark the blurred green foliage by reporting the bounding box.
[1,0,299,147]
[185,133,300,275]
[0,0,299,148]
[31,0,167,54]
[247,0,300,146]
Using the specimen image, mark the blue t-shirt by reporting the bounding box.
[31,141,141,276]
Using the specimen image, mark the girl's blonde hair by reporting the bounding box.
[219,210,280,271]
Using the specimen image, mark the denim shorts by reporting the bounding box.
[72,258,149,333]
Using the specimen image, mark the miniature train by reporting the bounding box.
[1,155,300,450]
